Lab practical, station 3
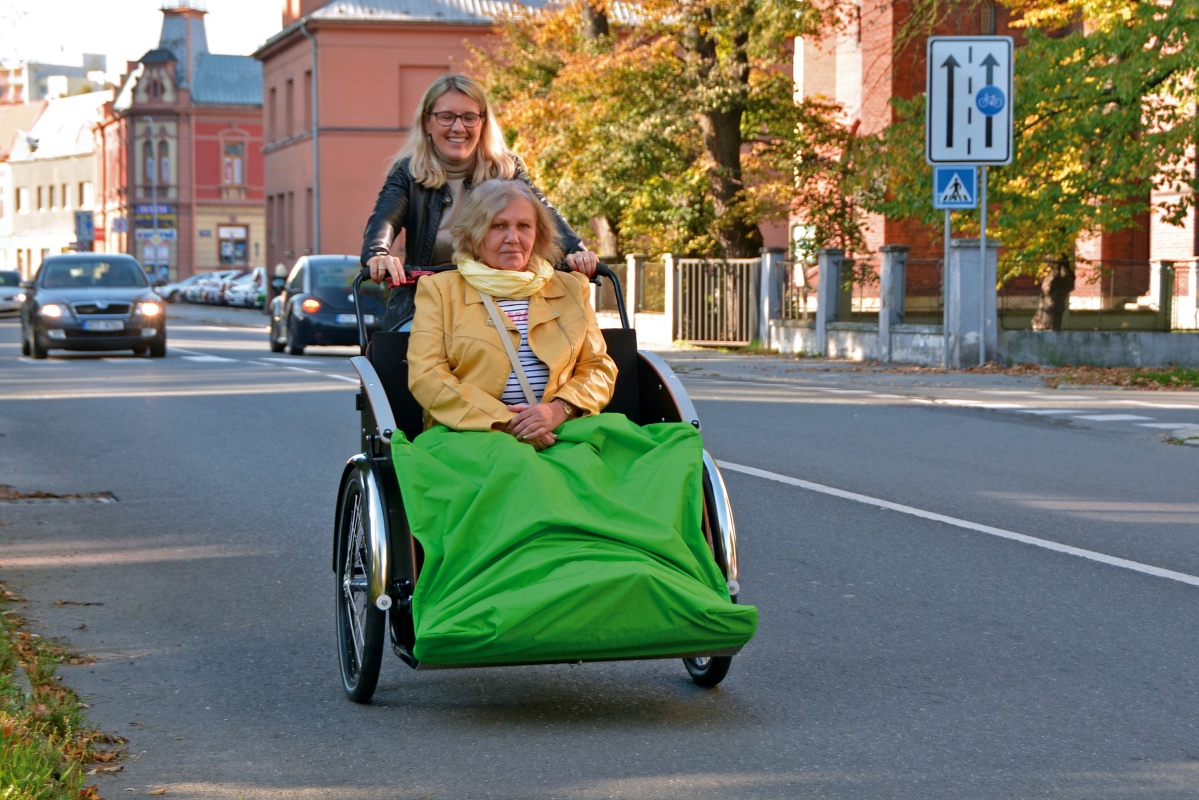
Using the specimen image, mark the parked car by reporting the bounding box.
[19,254,166,358]
[183,270,238,304]
[155,273,208,303]
[268,256,384,355]
[0,270,24,314]
[223,267,266,308]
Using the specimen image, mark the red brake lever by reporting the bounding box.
[384,270,436,288]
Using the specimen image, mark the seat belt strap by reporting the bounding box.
[480,292,539,406]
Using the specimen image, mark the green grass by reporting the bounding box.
[0,589,118,800]
[1126,368,1199,388]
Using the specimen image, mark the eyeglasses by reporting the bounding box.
[428,111,484,128]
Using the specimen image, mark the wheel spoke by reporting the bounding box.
[342,493,366,670]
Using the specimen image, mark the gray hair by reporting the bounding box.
[451,180,564,266]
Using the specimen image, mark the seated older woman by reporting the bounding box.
[395,179,757,667]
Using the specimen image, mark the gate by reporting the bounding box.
[673,258,760,346]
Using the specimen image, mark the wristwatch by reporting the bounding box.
[557,398,577,419]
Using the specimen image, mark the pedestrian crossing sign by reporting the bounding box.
[933,166,978,209]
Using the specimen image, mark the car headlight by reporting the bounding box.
[14,292,25,303]
[300,298,321,314]
[39,303,66,318]
[138,301,163,316]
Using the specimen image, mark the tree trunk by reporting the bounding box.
[580,3,609,38]
[1031,258,1075,331]
[589,215,619,258]
[686,7,762,258]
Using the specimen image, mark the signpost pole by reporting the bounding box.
[943,210,950,370]
[143,116,160,278]
[978,165,987,366]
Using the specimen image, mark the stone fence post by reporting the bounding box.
[879,244,910,362]
[664,253,679,343]
[625,253,646,317]
[815,248,845,356]
[759,247,786,347]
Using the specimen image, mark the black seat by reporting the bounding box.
[368,327,644,439]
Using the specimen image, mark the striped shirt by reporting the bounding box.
[495,298,550,405]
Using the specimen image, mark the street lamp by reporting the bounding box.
[142,116,160,279]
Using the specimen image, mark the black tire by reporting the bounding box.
[269,320,286,353]
[683,655,732,687]
[286,317,305,356]
[20,329,30,356]
[335,472,386,703]
[30,331,47,360]
[148,340,166,358]
[132,343,148,356]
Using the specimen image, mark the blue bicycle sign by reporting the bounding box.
[975,86,1005,116]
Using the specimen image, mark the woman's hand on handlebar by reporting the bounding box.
[367,254,406,285]
[564,250,598,278]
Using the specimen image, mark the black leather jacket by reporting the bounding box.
[360,155,583,269]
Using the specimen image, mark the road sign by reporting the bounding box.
[112,217,128,234]
[135,228,177,242]
[933,166,978,209]
[74,210,94,242]
[926,36,1013,165]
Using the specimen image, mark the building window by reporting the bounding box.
[60,183,69,210]
[268,86,277,142]
[144,140,156,185]
[981,0,997,34]
[16,187,28,213]
[48,185,56,210]
[218,225,249,266]
[158,140,170,186]
[223,142,245,185]
[36,186,44,210]
[303,70,313,132]
[285,78,295,138]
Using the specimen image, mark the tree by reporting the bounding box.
[472,0,838,259]
[860,0,1199,329]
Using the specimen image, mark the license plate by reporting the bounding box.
[83,319,124,332]
[336,314,374,324]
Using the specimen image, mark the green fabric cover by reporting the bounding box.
[390,413,758,666]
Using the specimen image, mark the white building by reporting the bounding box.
[2,91,108,278]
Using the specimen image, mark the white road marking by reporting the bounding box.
[1073,414,1154,422]
[717,460,1199,589]
[814,388,873,394]
[1122,400,1199,410]
[181,355,235,363]
[326,374,359,383]
[1018,409,1084,415]
[260,357,320,365]
[1137,422,1197,429]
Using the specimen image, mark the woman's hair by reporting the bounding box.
[391,74,517,189]
[452,180,564,267]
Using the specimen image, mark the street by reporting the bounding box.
[1,311,1198,799]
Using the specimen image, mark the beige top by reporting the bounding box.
[431,161,473,266]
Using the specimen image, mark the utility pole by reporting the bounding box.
[142,116,160,278]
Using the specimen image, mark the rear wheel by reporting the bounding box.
[683,655,732,687]
[269,319,285,353]
[286,317,305,356]
[336,473,385,703]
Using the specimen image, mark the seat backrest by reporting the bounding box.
[599,328,640,422]
[366,331,426,444]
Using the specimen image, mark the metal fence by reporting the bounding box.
[781,259,816,321]
[675,257,760,345]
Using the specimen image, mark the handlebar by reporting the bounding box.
[353,259,629,355]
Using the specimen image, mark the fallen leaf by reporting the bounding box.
[148,789,167,796]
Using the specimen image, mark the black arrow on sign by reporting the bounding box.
[942,54,960,148]
[981,52,999,147]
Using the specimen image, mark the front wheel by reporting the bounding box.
[683,655,732,687]
[335,472,385,703]
[20,328,30,356]
[148,340,166,358]
[286,317,305,356]
[30,330,47,360]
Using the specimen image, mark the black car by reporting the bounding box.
[269,256,384,355]
[20,254,167,359]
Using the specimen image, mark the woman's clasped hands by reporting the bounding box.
[502,402,568,450]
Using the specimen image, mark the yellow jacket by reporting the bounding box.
[408,270,618,431]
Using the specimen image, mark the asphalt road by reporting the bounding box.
[1,312,1198,799]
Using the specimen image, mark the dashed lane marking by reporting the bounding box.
[1073,414,1154,422]
[717,460,1199,589]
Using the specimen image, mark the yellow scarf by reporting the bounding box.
[455,254,554,299]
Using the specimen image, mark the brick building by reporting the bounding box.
[94,1,265,280]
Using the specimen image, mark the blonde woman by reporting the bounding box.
[396,179,757,667]
[361,74,598,331]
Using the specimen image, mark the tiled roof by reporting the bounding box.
[190,53,262,106]
[308,0,527,24]
[140,48,177,64]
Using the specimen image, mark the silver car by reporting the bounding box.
[0,270,24,314]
